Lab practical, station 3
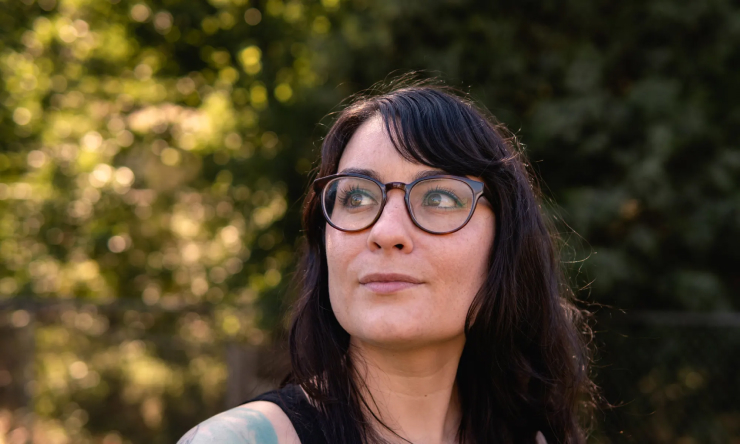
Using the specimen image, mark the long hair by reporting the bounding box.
[286,82,596,443]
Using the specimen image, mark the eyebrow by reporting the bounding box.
[337,167,449,182]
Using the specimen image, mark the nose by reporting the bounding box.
[366,189,415,252]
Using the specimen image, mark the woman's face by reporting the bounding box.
[325,116,496,350]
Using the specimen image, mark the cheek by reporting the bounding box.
[442,219,494,298]
[325,227,362,313]
[440,242,489,300]
[325,226,359,273]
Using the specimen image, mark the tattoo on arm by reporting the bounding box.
[177,425,199,444]
[176,408,279,444]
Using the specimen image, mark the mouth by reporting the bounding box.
[359,273,423,294]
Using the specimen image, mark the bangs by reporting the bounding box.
[373,88,506,178]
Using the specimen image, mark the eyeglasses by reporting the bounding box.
[313,173,487,234]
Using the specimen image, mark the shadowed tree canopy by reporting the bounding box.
[0,0,738,442]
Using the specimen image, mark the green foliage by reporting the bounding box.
[1,0,738,442]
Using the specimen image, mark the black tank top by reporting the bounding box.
[246,384,328,444]
[249,385,548,443]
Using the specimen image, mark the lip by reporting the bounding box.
[359,273,423,294]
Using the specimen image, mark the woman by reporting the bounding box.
[178,84,596,443]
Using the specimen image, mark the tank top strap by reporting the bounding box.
[246,384,327,444]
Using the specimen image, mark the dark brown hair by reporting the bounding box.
[286,81,596,443]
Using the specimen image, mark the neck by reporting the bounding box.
[350,336,465,444]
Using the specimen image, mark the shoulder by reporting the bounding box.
[177,401,301,444]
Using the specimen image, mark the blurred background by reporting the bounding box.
[0,0,738,442]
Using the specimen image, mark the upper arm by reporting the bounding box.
[176,402,300,444]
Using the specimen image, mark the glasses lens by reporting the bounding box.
[409,178,475,233]
[323,176,383,231]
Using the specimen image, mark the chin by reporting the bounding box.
[365,326,421,344]
[352,320,462,351]
[340,314,421,347]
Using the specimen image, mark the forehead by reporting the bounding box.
[338,116,430,182]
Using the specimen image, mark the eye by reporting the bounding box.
[340,187,378,208]
[423,189,463,209]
